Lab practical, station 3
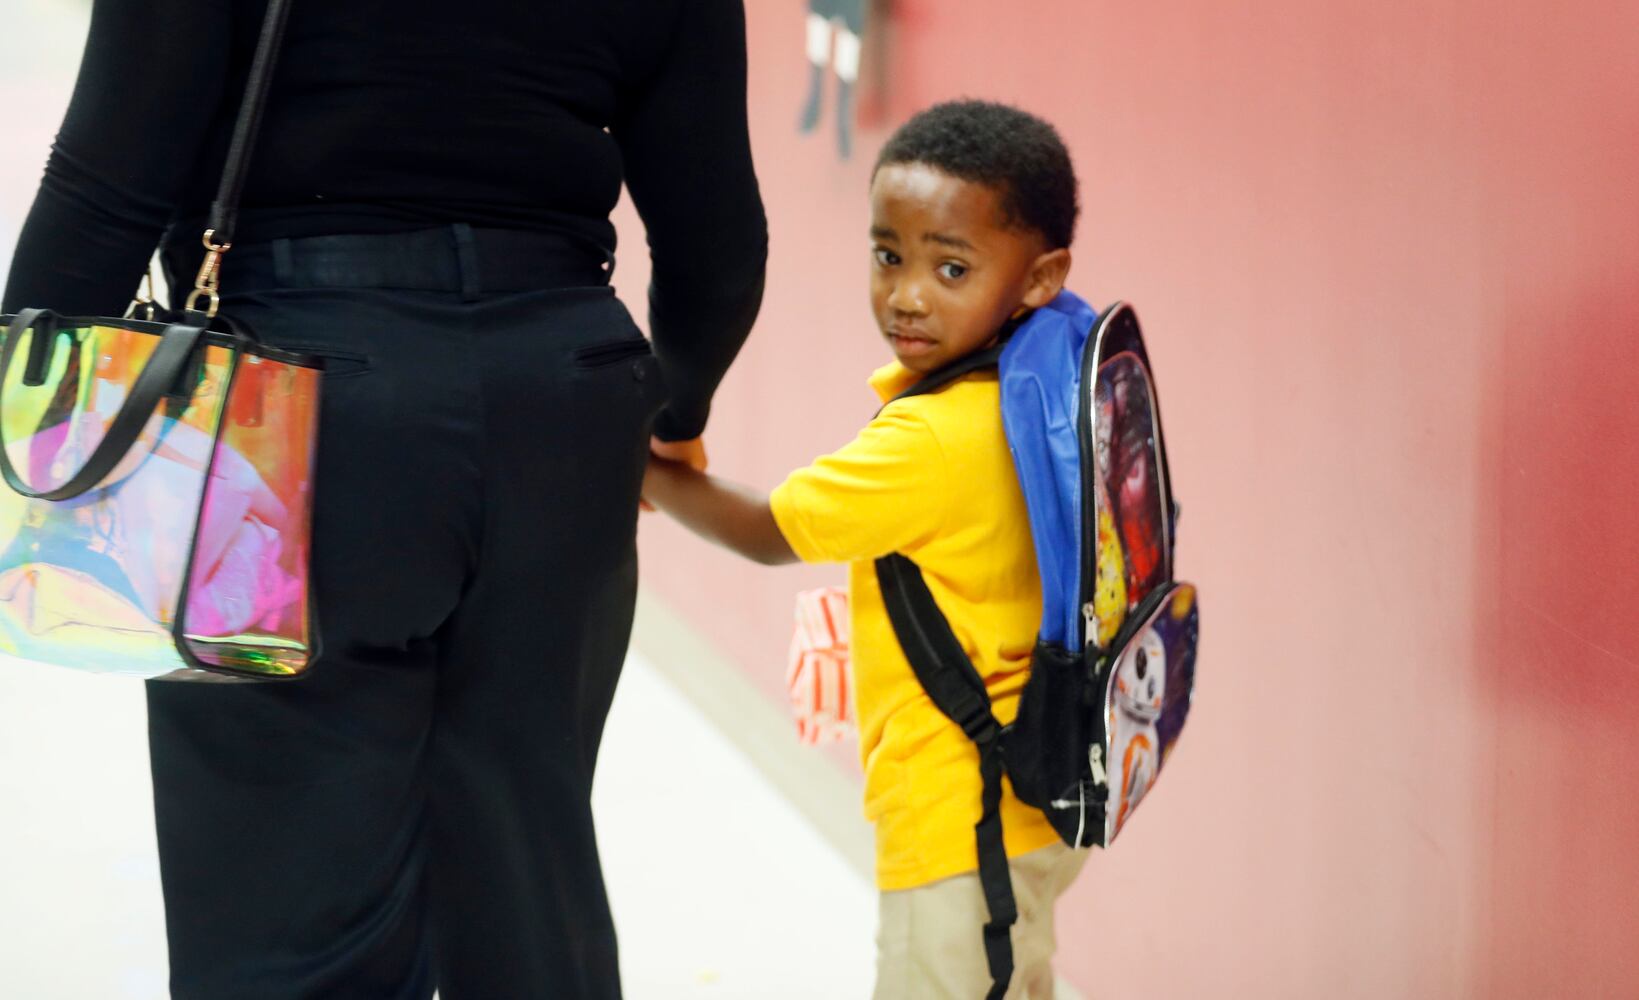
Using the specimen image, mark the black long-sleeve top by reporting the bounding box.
[2,0,768,441]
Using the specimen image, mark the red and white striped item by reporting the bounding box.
[786,586,855,745]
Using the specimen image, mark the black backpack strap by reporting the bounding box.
[876,553,1017,999]
[885,343,1004,405]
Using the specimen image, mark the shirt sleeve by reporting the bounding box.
[769,404,951,564]
[2,0,234,316]
[611,0,769,442]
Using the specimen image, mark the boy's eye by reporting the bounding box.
[873,247,900,267]
[938,262,968,280]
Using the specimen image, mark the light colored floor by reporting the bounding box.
[0,651,878,999]
[596,651,878,999]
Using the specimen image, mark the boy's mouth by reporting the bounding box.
[886,328,939,357]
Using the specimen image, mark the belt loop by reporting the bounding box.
[452,223,481,302]
[272,238,296,288]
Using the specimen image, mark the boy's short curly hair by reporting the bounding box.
[874,100,1079,250]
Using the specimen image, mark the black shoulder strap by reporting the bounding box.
[875,554,1017,1000]
[208,0,295,246]
[876,554,999,746]
[885,343,1004,405]
[873,344,1017,999]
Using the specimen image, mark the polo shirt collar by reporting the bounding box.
[868,361,920,403]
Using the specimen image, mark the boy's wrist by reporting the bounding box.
[642,455,688,510]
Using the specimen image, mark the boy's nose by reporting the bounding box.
[887,280,928,316]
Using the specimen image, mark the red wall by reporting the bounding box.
[627,2,1639,995]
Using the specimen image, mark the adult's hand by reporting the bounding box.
[649,435,708,472]
[641,435,707,511]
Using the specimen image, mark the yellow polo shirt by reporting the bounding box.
[770,361,1061,891]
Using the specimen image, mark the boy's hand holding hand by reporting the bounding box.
[642,436,708,511]
[638,436,798,566]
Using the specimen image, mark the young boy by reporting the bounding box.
[643,100,1085,998]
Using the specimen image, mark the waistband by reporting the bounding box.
[165,224,614,302]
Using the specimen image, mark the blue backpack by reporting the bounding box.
[875,290,1200,998]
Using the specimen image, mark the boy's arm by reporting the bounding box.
[644,459,799,566]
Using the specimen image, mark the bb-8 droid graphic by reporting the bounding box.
[1109,625,1166,835]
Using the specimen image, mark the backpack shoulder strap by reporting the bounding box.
[875,343,1009,749]
[873,345,1017,998]
[874,554,1016,1000]
[875,554,999,745]
[884,343,1005,405]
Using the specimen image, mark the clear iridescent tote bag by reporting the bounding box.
[0,0,322,681]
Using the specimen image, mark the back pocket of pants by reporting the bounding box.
[573,338,652,370]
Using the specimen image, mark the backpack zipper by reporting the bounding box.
[1075,317,1101,649]
[1088,743,1108,786]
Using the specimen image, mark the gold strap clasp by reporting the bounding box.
[123,263,160,321]
[184,229,232,318]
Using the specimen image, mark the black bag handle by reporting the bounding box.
[0,311,211,501]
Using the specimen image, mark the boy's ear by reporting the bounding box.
[1015,247,1072,315]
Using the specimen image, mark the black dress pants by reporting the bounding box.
[146,226,664,999]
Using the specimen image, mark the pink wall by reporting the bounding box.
[625,2,1639,995]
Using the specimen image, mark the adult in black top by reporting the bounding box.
[2,2,766,998]
[4,0,765,443]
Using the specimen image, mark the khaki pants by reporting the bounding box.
[873,843,1088,999]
